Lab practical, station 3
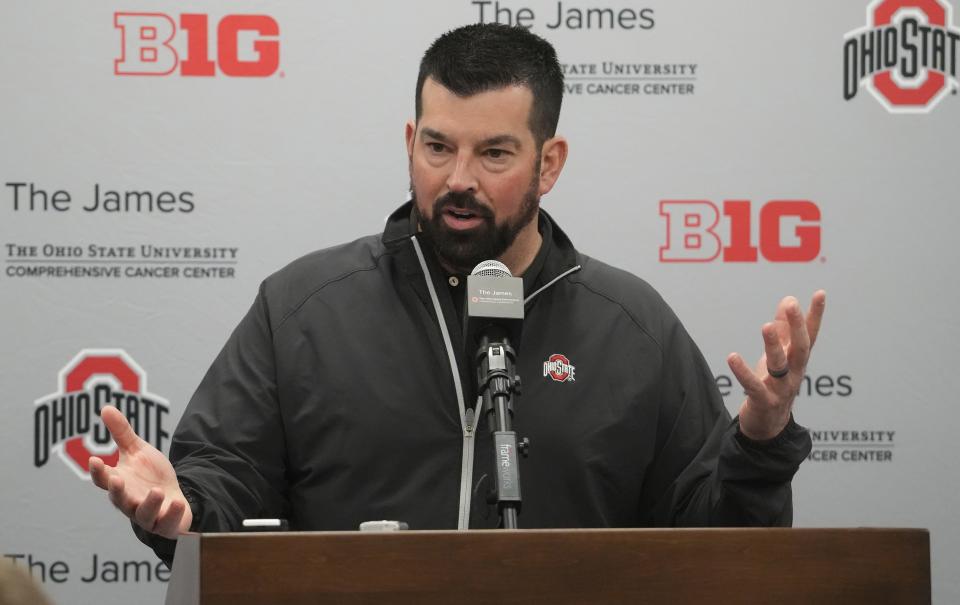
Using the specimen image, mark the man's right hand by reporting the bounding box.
[89,406,193,539]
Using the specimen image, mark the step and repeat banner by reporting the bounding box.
[2,1,957,602]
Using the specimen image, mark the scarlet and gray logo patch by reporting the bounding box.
[843,0,960,113]
[543,353,576,383]
[33,349,171,480]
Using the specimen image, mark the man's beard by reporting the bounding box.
[412,179,540,275]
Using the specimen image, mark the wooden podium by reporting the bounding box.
[165,528,930,604]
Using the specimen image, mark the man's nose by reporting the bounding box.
[446,153,479,194]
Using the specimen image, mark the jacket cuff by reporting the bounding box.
[735,414,807,450]
[131,482,205,567]
[181,484,205,532]
[131,522,177,568]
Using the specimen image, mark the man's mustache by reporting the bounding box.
[434,191,493,218]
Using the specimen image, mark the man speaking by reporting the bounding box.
[89,23,826,565]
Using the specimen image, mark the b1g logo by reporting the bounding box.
[114,12,280,77]
[843,0,960,113]
[659,200,821,263]
[33,350,170,480]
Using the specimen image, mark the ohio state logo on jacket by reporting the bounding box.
[543,353,576,382]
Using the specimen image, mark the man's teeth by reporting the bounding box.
[451,210,475,218]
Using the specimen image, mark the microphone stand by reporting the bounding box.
[476,329,529,529]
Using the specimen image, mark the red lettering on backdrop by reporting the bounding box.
[115,12,280,77]
[660,200,822,263]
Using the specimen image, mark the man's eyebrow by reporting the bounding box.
[481,134,522,148]
[420,128,449,142]
[420,128,522,149]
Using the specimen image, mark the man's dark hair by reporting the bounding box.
[416,23,564,147]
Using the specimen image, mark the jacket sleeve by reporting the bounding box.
[638,316,813,527]
[134,283,290,564]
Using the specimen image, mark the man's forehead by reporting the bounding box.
[418,78,535,141]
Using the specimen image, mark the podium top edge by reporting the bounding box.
[183,527,930,539]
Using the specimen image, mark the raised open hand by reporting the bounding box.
[88,406,192,539]
[727,290,826,441]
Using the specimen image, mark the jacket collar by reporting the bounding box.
[381,200,580,295]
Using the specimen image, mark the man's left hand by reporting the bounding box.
[728,290,827,441]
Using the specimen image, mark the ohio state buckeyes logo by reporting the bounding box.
[659,200,822,263]
[543,354,576,382]
[33,350,170,480]
[114,12,280,77]
[843,0,960,113]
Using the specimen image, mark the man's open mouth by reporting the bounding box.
[448,208,478,220]
[442,206,487,230]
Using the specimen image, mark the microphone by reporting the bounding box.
[463,260,527,528]
[462,260,524,373]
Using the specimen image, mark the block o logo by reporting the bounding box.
[33,350,170,480]
[843,0,960,113]
[115,12,280,77]
[543,354,576,383]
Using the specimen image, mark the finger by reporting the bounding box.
[772,297,793,343]
[806,290,827,348]
[134,487,165,530]
[107,475,137,518]
[100,406,141,453]
[762,322,788,376]
[89,456,112,490]
[153,499,188,539]
[727,352,770,402]
[785,297,811,371]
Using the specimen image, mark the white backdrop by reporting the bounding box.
[2,1,957,602]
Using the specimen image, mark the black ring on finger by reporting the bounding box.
[767,365,789,379]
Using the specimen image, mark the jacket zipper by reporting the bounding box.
[410,235,580,529]
[459,406,476,527]
[411,237,474,529]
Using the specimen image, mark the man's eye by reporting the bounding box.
[485,149,509,159]
[427,142,446,153]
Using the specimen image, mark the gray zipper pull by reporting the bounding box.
[464,406,475,434]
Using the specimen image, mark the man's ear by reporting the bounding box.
[538,136,568,197]
[405,120,417,158]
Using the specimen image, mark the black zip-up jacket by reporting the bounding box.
[137,202,812,564]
